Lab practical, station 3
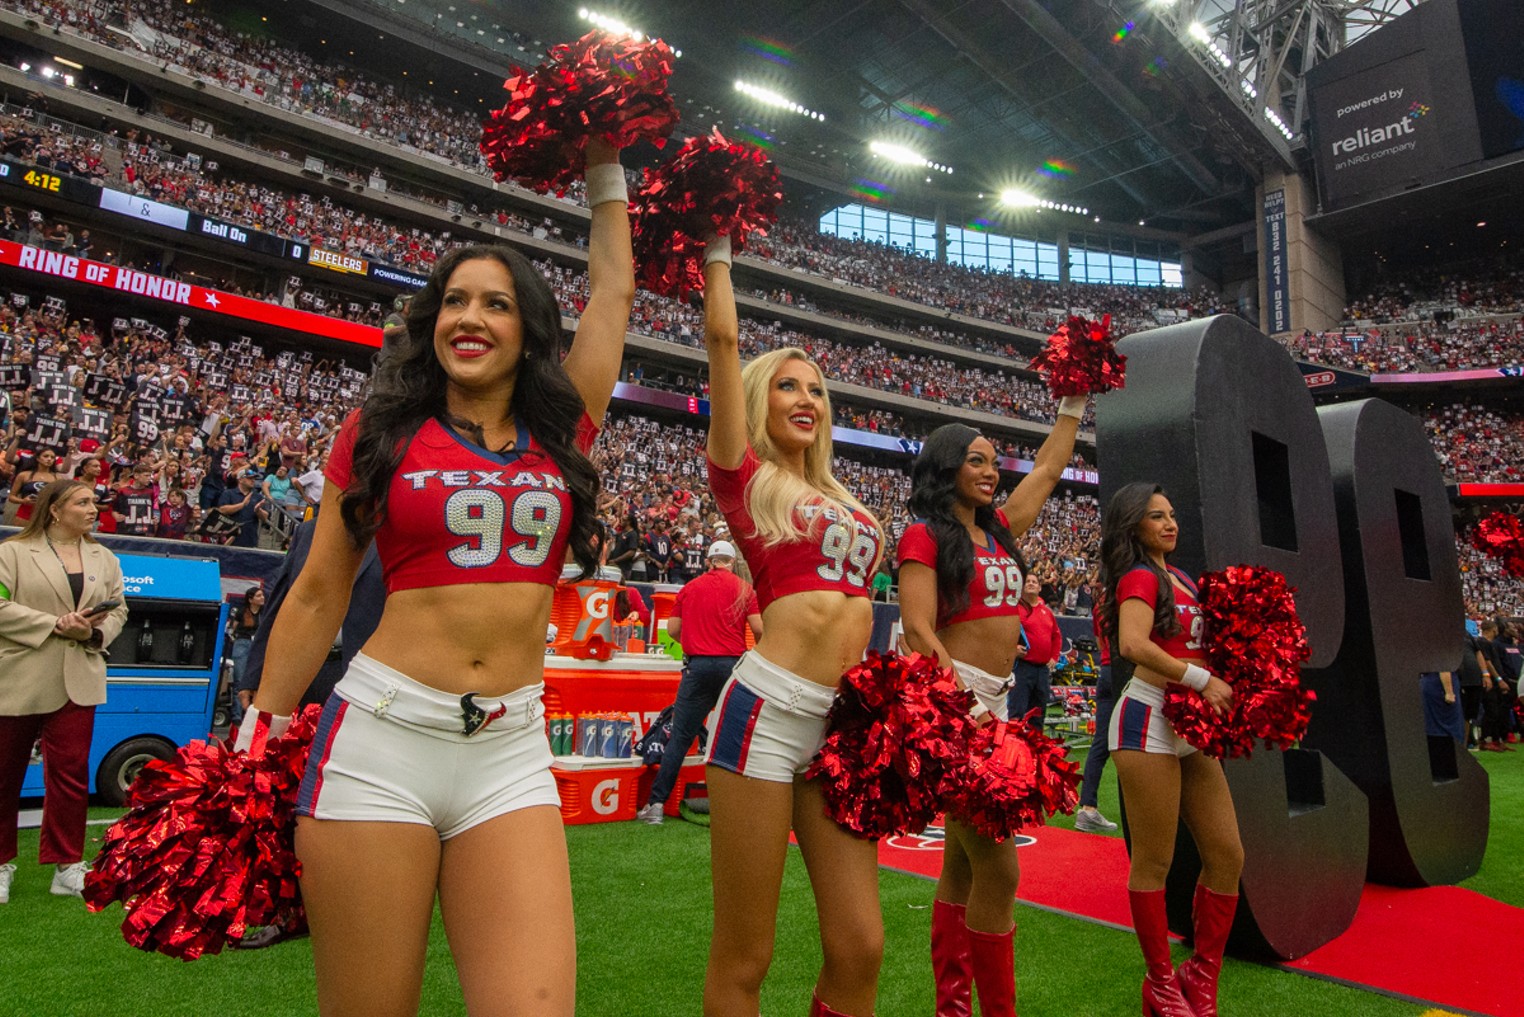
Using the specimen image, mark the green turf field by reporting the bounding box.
[1,748,1514,1016]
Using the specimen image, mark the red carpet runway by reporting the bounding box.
[878,825,1524,1017]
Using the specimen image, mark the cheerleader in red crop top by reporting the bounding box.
[241,141,635,1017]
[699,239,886,1017]
[1099,483,1242,1017]
[897,411,1084,1017]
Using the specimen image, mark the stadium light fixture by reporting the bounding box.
[870,140,953,174]
[735,80,824,120]
[577,8,681,55]
[55,56,83,69]
[999,190,1088,215]
[1264,107,1295,141]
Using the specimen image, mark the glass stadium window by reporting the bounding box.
[861,207,889,244]
[1162,262,1184,287]
[1111,254,1138,287]
[1036,243,1061,281]
[1136,260,1164,286]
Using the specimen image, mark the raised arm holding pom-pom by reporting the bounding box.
[700,243,887,1017]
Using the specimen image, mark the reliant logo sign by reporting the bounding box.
[1310,47,1451,209]
[1330,93,1432,166]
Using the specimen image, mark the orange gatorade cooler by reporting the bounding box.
[552,757,644,824]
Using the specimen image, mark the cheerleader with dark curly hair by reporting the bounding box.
[897,401,1083,1017]
[241,141,634,1016]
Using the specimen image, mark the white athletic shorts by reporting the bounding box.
[295,653,560,838]
[705,651,837,783]
[952,659,1014,722]
[1108,677,1198,758]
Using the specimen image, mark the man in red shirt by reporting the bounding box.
[1006,569,1064,731]
[635,541,763,824]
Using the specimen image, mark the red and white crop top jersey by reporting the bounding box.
[325,410,598,594]
[708,446,883,612]
[896,510,1024,629]
[1115,564,1203,660]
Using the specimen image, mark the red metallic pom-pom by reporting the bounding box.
[1028,315,1126,398]
[1472,511,1524,578]
[941,717,1080,841]
[806,652,978,840]
[479,30,679,196]
[630,128,784,298]
[1162,565,1315,760]
[83,706,323,960]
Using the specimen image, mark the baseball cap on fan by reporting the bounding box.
[707,540,737,559]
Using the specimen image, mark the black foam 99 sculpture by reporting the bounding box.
[1093,313,1488,960]
[1312,399,1489,886]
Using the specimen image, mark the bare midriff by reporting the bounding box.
[753,589,875,688]
[359,582,556,696]
[938,614,1024,678]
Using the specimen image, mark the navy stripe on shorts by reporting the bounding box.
[708,679,764,775]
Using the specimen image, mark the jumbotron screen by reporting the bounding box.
[1306,0,1522,211]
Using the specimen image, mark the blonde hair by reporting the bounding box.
[9,480,100,544]
[739,348,879,547]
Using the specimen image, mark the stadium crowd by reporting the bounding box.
[0,298,1104,600]
[0,0,1517,620]
[1424,403,1524,485]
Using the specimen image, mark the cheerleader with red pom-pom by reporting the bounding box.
[699,234,887,1014]
[234,130,635,1014]
[1100,483,1243,1017]
[896,402,1085,1017]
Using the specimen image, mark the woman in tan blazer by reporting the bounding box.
[0,480,128,903]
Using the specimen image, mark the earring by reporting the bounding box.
[524,351,533,361]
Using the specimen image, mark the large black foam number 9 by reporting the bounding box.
[981,564,1024,607]
[817,521,876,587]
[444,489,562,569]
[1094,314,1491,961]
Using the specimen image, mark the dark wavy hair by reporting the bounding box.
[907,423,1023,621]
[339,244,601,576]
[1099,481,1179,645]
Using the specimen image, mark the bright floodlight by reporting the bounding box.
[872,141,926,165]
[579,8,644,42]
[1187,21,1210,42]
[735,80,824,120]
[1000,189,1040,208]
[871,141,953,173]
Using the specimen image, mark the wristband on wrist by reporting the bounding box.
[584,162,628,207]
[233,708,292,755]
[703,234,733,267]
[1181,663,1212,692]
[1057,395,1088,419]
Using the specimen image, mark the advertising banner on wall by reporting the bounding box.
[1263,189,1289,334]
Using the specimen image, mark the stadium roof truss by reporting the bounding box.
[1151,0,1429,171]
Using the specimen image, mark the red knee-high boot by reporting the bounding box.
[931,900,974,1017]
[1128,889,1196,1017]
[966,924,1017,1017]
[1177,884,1237,1017]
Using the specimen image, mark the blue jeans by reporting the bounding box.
[1080,666,1115,808]
[1007,660,1053,729]
[227,637,253,727]
[647,655,739,807]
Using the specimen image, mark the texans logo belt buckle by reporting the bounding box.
[460,692,508,737]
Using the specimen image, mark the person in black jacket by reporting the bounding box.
[234,518,382,716]
[1477,619,1513,752]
